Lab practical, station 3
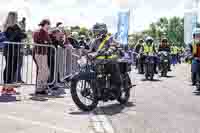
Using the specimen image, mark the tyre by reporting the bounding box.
[163,70,167,77]
[149,64,154,80]
[71,80,98,111]
[117,74,131,104]
[145,73,148,80]
[150,73,154,80]
[144,64,149,80]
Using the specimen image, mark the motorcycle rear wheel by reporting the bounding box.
[71,80,98,111]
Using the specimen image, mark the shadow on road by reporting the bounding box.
[69,102,135,116]
[193,91,200,96]
[30,96,48,101]
[96,102,136,116]
[69,111,90,115]
[141,79,162,82]
[29,93,65,102]
[165,75,176,78]
[0,95,18,102]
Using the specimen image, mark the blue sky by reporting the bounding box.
[0,0,191,33]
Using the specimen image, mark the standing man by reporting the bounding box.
[16,17,27,83]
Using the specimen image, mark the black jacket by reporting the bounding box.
[68,37,80,49]
[5,24,26,42]
[4,24,27,56]
[158,46,171,53]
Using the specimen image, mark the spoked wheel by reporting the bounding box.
[71,80,98,111]
[117,74,131,104]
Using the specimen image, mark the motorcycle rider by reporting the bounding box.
[135,39,144,54]
[89,23,122,93]
[142,36,158,74]
[135,39,144,72]
[79,35,89,50]
[171,44,179,66]
[158,38,171,71]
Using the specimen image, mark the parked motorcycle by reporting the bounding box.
[67,52,133,111]
[144,54,156,80]
[158,51,170,77]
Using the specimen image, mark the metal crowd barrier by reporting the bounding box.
[56,45,81,82]
[0,42,139,89]
[0,42,82,90]
[0,42,57,87]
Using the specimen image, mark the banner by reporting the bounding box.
[116,10,130,46]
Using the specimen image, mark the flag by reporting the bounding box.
[116,9,130,46]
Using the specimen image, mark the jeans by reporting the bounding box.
[16,55,23,81]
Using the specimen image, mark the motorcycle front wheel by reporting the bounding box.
[71,80,98,111]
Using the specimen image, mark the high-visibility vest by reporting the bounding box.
[192,41,197,55]
[97,35,110,51]
[192,40,200,57]
[143,44,154,54]
[96,35,117,59]
[171,46,178,54]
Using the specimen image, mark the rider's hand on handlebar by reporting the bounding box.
[88,53,97,60]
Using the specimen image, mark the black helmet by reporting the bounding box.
[92,23,108,36]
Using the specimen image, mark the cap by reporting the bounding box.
[39,19,50,27]
[56,22,63,27]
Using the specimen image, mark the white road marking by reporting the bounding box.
[0,114,81,133]
[90,109,115,133]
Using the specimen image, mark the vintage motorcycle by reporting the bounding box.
[68,50,133,111]
[158,51,170,77]
[144,54,157,80]
[137,53,145,74]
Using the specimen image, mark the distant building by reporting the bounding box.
[184,0,199,44]
[184,11,193,44]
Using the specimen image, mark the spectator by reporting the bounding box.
[2,11,27,94]
[79,35,89,50]
[19,17,26,32]
[48,27,65,90]
[33,19,51,95]
[16,17,27,83]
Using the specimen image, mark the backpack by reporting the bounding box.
[0,32,8,48]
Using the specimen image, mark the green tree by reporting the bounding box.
[79,27,89,37]
[141,16,184,47]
